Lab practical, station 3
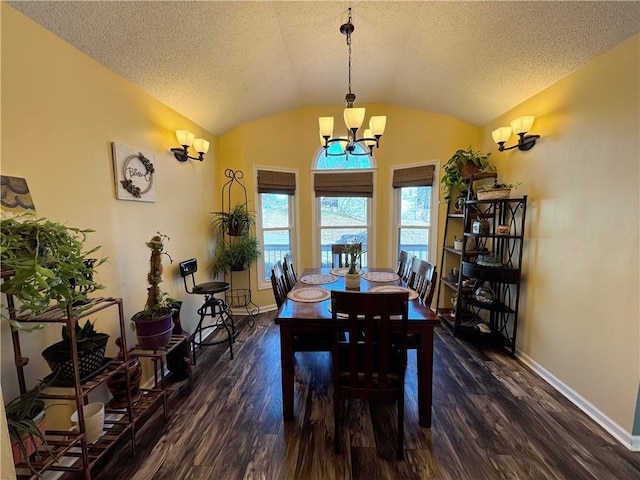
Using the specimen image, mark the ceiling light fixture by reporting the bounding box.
[492,116,540,152]
[171,130,209,162]
[319,7,386,157]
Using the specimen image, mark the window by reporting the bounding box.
[392,164,436,263]
[256,169,296,284]
[313,149,374,267]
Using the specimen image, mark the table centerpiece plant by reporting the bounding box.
[343,241,364,290]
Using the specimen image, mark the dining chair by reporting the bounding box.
[283,253,297,291]
[331,244,349,268]
[408,257,437,307]
[270,261,288,308]
[396,250,414,282]
[330,290,409,459]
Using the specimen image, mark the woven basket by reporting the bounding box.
[477,188,511,200]
[42,334,109,381]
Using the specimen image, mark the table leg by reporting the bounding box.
[279,325,294,421]
[417,326,434,427]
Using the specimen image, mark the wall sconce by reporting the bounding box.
[170,130,209,162]
[492,116,540,152]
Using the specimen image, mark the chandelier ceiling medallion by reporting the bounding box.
[319,7,386,157]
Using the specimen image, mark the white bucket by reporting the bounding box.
[71,402,105,444]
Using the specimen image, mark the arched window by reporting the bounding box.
[313,147,374,267]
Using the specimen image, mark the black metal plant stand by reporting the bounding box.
[221,169,260,326]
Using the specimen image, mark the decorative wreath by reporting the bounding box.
[120,153,154,198]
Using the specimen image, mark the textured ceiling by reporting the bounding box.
[8,1,640,136]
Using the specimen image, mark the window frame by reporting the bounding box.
[254,166,299,290]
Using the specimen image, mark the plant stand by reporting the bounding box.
[220,169,260,326]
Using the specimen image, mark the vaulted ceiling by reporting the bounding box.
[8,1,640,136]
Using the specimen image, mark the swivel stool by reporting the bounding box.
[179,258,236,362]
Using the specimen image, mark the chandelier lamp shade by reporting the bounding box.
[171,130,210,162]
[319,8,386,157]
[491,116,540,152]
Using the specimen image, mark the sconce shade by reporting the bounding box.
[492,126,512,144]
[176,130,195,147]
[369,116,387,137]
[510,116,535,135]
[319,117,334,138]
[344,107,365,130]
[193,138,209,154]
[364,129,376,147]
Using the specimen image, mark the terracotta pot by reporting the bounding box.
[11,409,46,465]
[106,355,142,409]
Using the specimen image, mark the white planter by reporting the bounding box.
[71,402,104,444]
[345,272,361,290]
[454,241,463,250]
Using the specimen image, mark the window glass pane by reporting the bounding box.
[263,228,291,281]
[399,228,429,260]
[400,186,431,226]
[316,143,372,169]
[261,193,289,228]
[320,197,367,226]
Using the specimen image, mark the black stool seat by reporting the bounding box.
[179,259,236,362]
[193,281,230,294]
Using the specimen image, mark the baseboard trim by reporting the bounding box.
[517,349,640,452]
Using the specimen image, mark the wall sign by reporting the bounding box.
[1,175,36,218]
[112,143,157,202]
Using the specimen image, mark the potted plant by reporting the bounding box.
[0,214,105,320]
[343,241,364,289]
[210,203,255,237]
[210,236,261,277]
[6,381,49,472]
[441,147,494,202]
[476,181,521,200]
[41,319,109,382]
[130,233,175,350]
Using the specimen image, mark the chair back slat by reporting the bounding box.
[331,244,349,268]
[408,257,437,307]
[283,253,297,291]
[396,250,414,282]
[270,261,288,308]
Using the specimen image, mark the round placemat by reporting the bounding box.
[370,285,419,300]
[287,287,331,303]
[362,271,400,282]
[299,274,337,285]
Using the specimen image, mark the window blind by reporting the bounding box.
[392,165,434,188]
[314,171,373,198]
[257,170,296,195]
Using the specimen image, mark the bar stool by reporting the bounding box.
[179,258,236,362]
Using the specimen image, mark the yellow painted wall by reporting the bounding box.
[219,105,479,308]
[480,34,640,436]
[1,5,219,402]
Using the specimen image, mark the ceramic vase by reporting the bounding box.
[345,272,361,290]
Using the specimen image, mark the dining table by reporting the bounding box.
[274,267,439,428]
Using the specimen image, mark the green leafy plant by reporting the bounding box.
[61,319,107,352]
[6,380,49,473]
[441,147,494,201]
[0,214,105,320]
[343,241,364,274]
[210,236,261,277]
[210,203,255,236]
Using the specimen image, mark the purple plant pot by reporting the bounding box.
[133,311,173,350]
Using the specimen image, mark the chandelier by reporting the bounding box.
[319,8,386,157]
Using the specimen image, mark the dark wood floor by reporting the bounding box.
[92,312,640,480]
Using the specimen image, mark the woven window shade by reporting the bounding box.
[314,171,373,198]
[257,170,296,195]
[392,165,434,188]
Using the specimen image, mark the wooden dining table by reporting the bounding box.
[274,267,439,428]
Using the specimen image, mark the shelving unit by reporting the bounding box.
[436,174,527,357]
[3,289,136,480]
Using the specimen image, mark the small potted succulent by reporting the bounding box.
[41,319,109,382]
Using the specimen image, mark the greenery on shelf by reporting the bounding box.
[477,181,521,191]
[441,147,494,201]
[6,380,49,472]
[0,215,105,322]
[210,203,256,236]
[131,233,174,323]
[210,236,261,277]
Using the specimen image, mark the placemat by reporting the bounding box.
[370,285,419,300]
[329,267,364,277]
[287,287,331,303]
[299,274,337,285]
[362,271,400,282]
